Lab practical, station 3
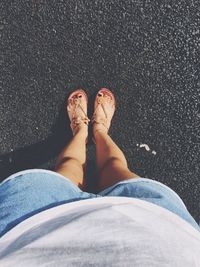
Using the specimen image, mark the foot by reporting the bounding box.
[67,89,90,136]
[92,88,116,136]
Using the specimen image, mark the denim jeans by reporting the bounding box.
[0,169,199,237]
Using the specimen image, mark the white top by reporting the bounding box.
[0,197,200,267]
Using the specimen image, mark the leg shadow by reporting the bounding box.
[0,94,99,194]
[0,101,71,182]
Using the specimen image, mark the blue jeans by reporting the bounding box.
[0,169,199,237]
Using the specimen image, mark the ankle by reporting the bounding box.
[74,123,88,139]
[93,128,108,142]
[93,122,108,136]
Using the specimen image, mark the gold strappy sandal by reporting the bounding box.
[92,88,116,135]
[67,89,90,136]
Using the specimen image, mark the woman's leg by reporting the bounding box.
[55,125,87,190]
[55,89,90,191]
[94,130,139,192]
[92,88,139,192]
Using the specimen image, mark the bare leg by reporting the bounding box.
[92,89,139,192]
[55,125,87,191]
[55,89,89,190]
[94,131,139,192]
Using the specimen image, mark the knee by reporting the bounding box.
[56,157,83,170]
[104,157,128,168]
[101,157,128,172]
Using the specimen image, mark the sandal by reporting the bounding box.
[92,88,116,135]
[67,89,90,135]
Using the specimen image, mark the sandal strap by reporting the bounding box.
[97,94,108,118]
[69,93,90,135]
[71,116,90,126]
[72,97,88,119]
[92,94,109,127]
[91,116,108,129]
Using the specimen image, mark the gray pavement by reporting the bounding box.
[0,1,200,223]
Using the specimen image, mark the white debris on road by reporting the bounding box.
[136,143,157,155]
[139,144,150,151]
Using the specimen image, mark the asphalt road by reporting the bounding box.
[0,0,200,223]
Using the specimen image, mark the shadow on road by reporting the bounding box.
[0,97,98,192]
[0,102,70,182]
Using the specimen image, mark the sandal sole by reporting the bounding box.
[67,89,89,135]
[67,89,88,105]
[94,87,116,113]
[92,88,116,135]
